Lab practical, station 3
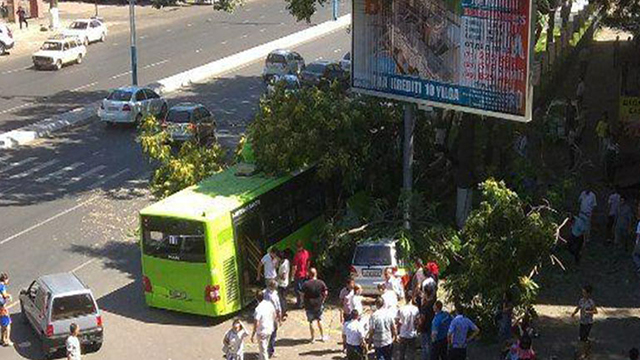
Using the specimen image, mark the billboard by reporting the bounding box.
[351,0,534,122]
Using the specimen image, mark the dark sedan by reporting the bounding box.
[300,60,348,87]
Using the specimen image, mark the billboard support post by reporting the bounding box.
[403,103,415,231]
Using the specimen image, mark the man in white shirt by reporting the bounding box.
[277,249,291,319]
[368,297,397,360]
[383,267,405,301]
[342,309,367,360]
[339,278,355,323]
[263,280,282,359]
[252,291,276,360]
[396,296,420,360]
[378,283,399,319]
[578,189,597,242]
[607,189,621,243]
[257,248,279,285]
[66,323,81,360]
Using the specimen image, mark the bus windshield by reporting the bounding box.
[142,216,206,263]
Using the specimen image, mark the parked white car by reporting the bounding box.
[262,49,305,83]
[32,36,87,70]
[62,18,107,45]
[340,52,351,72]
[0,22,14,55]
[98,86,168,125]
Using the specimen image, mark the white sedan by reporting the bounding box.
[62,18,107,45]
[98,86,168,126]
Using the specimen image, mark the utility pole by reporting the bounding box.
[94,0,99,18]
[402,103,415,230]
[332,0,339,20]
[129,0,138,86]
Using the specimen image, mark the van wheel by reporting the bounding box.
[20,303,27,324]
[54,59,62,70]
[76,54,83,64]
[88,342,103,353]
[100,32,106,42]
[0,43,6,55]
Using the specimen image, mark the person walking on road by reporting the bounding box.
[66,323,82,360]
[222,319,248,360]
[578,187,597,243]
[16,7,27,30]
[568,212,588,265]
[351,284,364,317]
[251,291,276,360]
[378,283,399,318]
[0,3,8,19]
[342,309,367,360]
[607,188,621,244]
[257,248,279,286]
[292,240,311,308]
[368,297,397,360]
[614,195,634,249]
[0,273,12,347]
[396,295,419,360]
[277,249,291,319]
[263,280,282,359]
[339,278,356,323]
[301,268,328,342]
[571,285,598,345]
[430,300,451,360]
[447,304,480,360]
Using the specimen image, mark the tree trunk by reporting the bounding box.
[546,8,556,52]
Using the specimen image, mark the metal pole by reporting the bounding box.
[94,0,98,17]
[403,103,415,231]
[129,0,138,86]
[332,0,338,20]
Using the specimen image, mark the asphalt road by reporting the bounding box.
[0,0,350,132]
[0,28,350,359]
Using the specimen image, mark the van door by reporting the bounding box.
[50,293,100,337]
[231,200,264,306]
[22,281,44,334]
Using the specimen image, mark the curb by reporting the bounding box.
[0,14,351,150]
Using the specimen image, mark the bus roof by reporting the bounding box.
[139,164,292,221]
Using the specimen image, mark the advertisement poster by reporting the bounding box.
[351,0,533,122]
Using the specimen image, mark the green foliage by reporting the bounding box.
[214,0,246,12]
[151,0,178,9]
[137,115,226,198]
[444,179,558,334]
[249,81,403,194]
[284,0,328,22]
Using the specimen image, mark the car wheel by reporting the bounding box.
[100,32,106,42]
[54,59,62,70]
[0,42,5,55]
[76,53,83,64]
[20,302,28,324]
[104,121,114,128]
[159,103,168,118]
[88,342,103,353]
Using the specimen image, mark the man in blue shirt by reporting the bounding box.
[447,304,480,360]
[431,300,451,360]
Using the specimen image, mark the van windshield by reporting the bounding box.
[51,294,96,321]
[142,216,206,263]
[107,90,132,101]
[353,245,392,266]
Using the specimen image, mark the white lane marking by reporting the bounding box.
[0,103,30,115]
[0,196,96,245]
[140,35,147,39]
[0,66,30,75]
[259,15,265,19]
[112,42,119,46]
[259,28,266,32]
[221,40,228,45]
[70,82,99,92]
[62,165,106,186]
[187,23,192,27]
[245,7,252,11]
[242,19,249,24]
[89,167,130,189]
[315,56,324,60]
[241,34,248,38]
[72,258,97,273]
[35,161,84,183]
[334,48,342,53]
[0,155,10,163]
[142,59,169,69]
[0,157,36,174]
[9,159,60,179]
[111,70,132,79]
[196,49,202,53]
[166,29,172,32]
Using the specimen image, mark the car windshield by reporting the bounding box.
[142,216,206,263]
[353,245,392,266]
[69,22,88,29]
[267,53,287,64]
[306,63,327,74]
[166,109,192,123]
[107,90,133,101]
[344,52,351,60]
[41,42,62,51]
[51,294,96,321]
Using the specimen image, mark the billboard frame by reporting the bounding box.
[349,0,536,123]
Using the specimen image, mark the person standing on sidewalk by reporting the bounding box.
[252,291,276,360]
[263,280,282,359]
[257,248,279,286]
[568,213,588,265]
[301,268,328,342]
[447,304,480,360]
[0,273,12,347]
[607,188,621,244]
[571,285,597,344]
[368,297,397,360]
[292,240,311,308]
[16,7,27,30]
[578,187,597,243]
[430,301,451,360]
[396,295,419,360]
[339,278,356,323]
[277,249,291,319]
[342,309,367,360]
[66,323,82,360]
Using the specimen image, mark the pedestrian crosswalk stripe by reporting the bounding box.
[0,157,36,174]
[35,162,85,183]
[62,165,107,186]
[9,159,60,179]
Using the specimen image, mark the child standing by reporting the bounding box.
[572,285,598,343]
[223,320,248,360]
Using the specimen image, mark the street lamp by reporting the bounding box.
[129,0,138,86]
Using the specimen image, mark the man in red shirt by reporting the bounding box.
[292,240,311,308]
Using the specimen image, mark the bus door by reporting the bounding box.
[231,199,264,305]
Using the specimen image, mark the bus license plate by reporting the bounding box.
[362,269,382,277]
[169,290,187,300]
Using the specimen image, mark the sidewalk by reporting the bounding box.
[1,2,222,57]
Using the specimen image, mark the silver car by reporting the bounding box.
[349,239,409,296]
[98,86,168,126]
[262,49,305,83]
[19,273,104,358]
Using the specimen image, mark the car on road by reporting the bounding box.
[266,74,301,95]
[349,239,409,296]
[162,102,217,144]
[0,22,15,55]
[340,52,351,72]
[19,273,104,358]
[62,18,108,45]
[262,49,305,83]
[32,36,87,70]
[98,86,168,126]
[300,60,348,87]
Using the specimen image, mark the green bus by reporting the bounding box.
[139,165,325,317]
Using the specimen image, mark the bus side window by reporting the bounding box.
[261,187,295,245]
